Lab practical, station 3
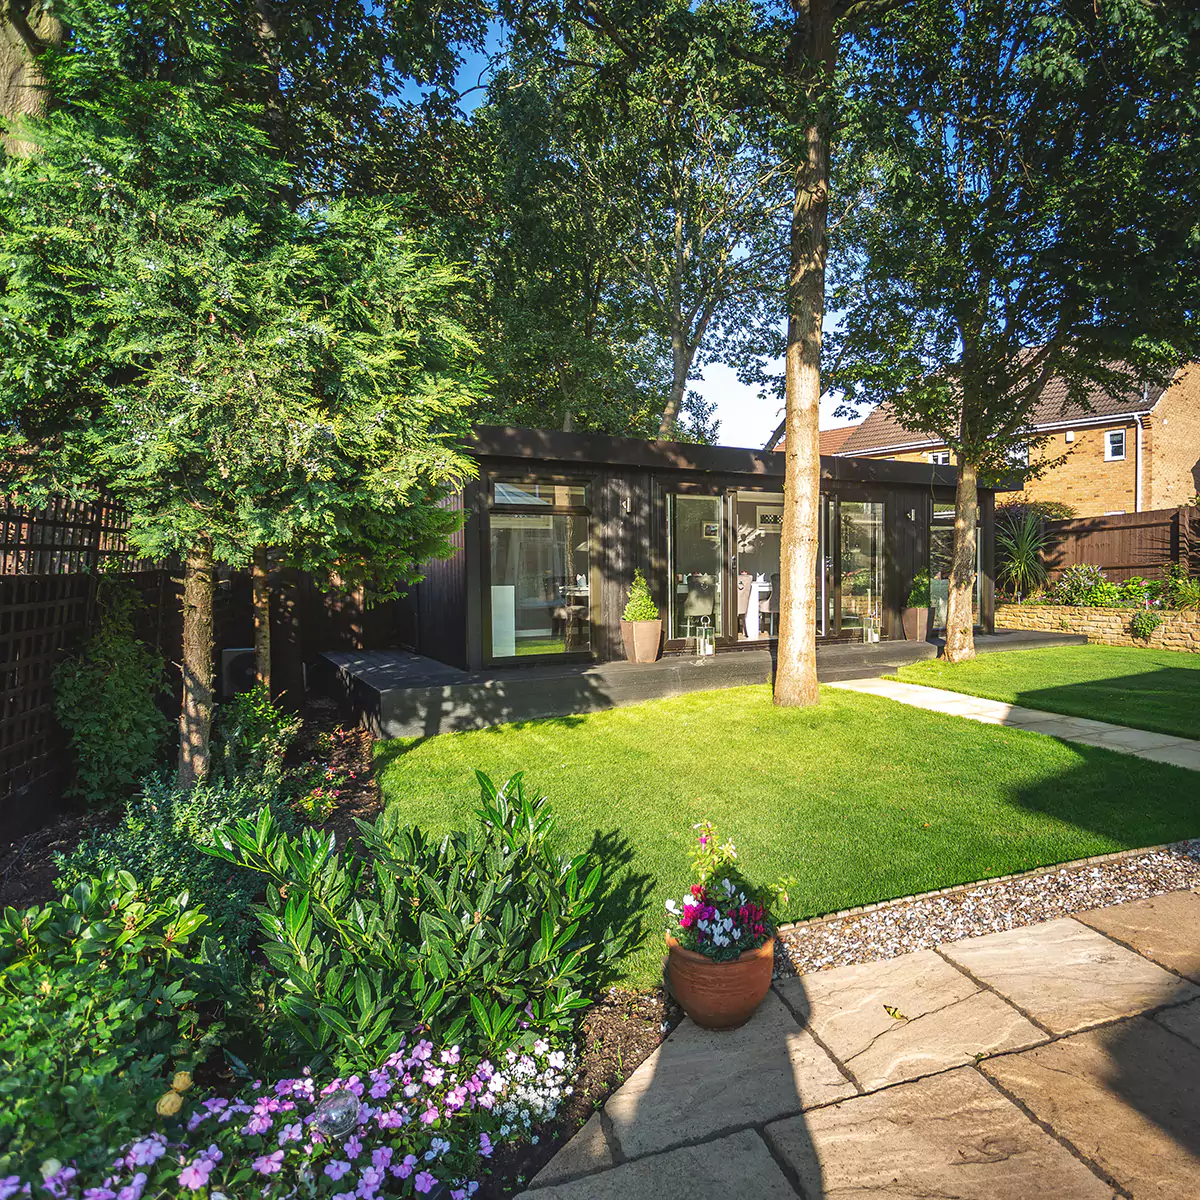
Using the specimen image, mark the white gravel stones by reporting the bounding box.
[775,840,1200,978]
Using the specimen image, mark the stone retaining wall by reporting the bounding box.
[997,603,1200,653]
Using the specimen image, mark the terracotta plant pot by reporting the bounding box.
[901,606,930,641]
[621,618,662,663]
[666,935,775,1031]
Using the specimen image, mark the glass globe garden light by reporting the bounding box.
[313,1088,359,1138]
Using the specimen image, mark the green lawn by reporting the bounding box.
[374,684,1200,987]
[894,645,1200,740]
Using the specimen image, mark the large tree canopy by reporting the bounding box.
[828,0,1200,660]
[0,2,484,780]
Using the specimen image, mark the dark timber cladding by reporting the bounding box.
[397,424,1001,672]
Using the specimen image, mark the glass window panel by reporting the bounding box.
[930,502,980,628]
[491,477,588,507]
[668,495,723,644]
[839,501,885,643]
[489,512,590,657]
[733,490,783,641]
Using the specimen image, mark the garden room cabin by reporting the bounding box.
[395,426,999,671]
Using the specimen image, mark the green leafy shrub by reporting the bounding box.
[1090,581,1123,607]
[56,775,290,951]
[52,579,168,805]
[995,511,1049,599]
[621,568,660,621]
[206,772,620,1072]
[1120,576,1152,607]
[0,871,217,1178]
[1160,562,1200,610]
[1046,563,1108,606]
[905,568,931,608]
[1130,609,1163,641]
[213,683,302,789]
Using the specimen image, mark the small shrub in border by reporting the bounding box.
[0,1037,575,1199]
[1130,609,1163,641]
[0,873,217,1179]
[52,579,169,806]
[204,773,617,1070]
[55,775,292,953]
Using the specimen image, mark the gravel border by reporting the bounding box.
[774,839,1200,978]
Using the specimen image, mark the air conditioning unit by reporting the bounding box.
[220,647,257,699]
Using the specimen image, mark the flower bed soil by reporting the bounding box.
[478,988,682,1197]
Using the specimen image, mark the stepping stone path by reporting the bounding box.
[827,677,1200,770]
[521,889,1200,1199]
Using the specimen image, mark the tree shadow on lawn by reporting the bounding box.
[581,825,656,992]
[970,665,1200,741]
[1003,737,1200,855]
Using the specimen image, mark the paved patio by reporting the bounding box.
[829,677,1200,771]
[522,890,1200,1198]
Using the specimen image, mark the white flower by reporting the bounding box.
[665,899,679,914]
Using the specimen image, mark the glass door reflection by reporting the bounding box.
[667,494,723,649]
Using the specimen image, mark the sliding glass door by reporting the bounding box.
[667,493,725,647]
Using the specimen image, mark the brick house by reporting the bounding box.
[827,362,1200,517]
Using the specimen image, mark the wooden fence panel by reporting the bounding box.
[1041,507,1192,581]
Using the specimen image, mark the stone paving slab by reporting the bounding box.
[529,1113,612,1188]
[1136,742,1200,770]
[941,916,1200,1034]
[1075,889,1200,982]
[777,949,1046,1091]
[829,678,1200,770]
[1155,997,1200,1050]
[518,1128,797,1200]
[603,990,855,1160]
[982,1017,1200,1197]
[765,1067,1114,1199]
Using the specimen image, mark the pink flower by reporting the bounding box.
[253,1150,285,1176]
[344,1135,363,1160]
[414,1172,438,1195]
[177,1159,212,1192]
[479,1132,494,1158]
[372,1148,393,1169]
[325,1161,352,1181]
[422,1066,444,1087]
[392,1154,418,1180]
[419,1106,439,1125]
[440,1045,461,1065]
[278,1122,302,1145]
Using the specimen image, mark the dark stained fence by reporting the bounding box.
[1042,506,1200,581]
[0,497,176,842]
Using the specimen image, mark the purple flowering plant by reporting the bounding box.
[0,1036,576,1200]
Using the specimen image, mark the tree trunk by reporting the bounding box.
[252,543,271,694]
[943,459,979,663]
[1,4,63,153]
[659,352,689,439]
[774,1,836,708]
[178,537,215,788]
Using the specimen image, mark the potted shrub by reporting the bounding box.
[902,568,931,641]
[621,568,662,663]
[664,822,789,1030]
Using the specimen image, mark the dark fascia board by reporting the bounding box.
[469,424,989,492]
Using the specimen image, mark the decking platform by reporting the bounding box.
[318,629,1086,740]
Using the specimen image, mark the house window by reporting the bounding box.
[488,476,590,658]
[1104,429,1127,461]
[928,450,951,465]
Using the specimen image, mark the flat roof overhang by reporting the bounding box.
[469,424,999,491]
